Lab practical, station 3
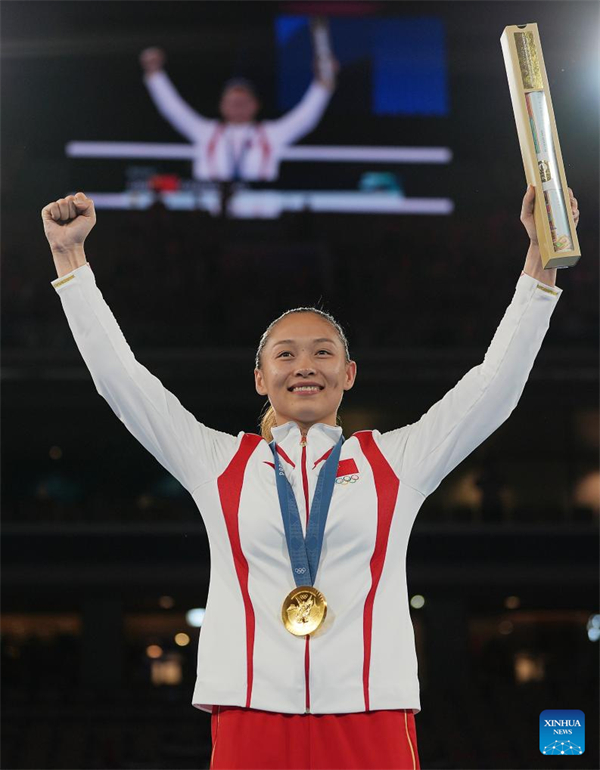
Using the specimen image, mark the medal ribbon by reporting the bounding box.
[270,435,344,587]
[226,127,253,181]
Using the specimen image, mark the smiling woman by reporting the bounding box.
[253,307,357,441]
[42,185,575,770]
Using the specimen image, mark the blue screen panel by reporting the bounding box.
[275,16,448,116]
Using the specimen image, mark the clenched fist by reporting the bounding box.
[140,47,166,74]
[41,192,96,254]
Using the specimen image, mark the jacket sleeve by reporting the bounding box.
[50,263,240,492]
[266,80,333,146]
[143,70,213,142]
[375,272,563,497]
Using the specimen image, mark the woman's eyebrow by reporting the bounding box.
[271,337,337,347]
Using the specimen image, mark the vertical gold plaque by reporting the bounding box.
[501,23,580,268]
[515,31,543,90]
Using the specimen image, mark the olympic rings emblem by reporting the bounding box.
[335,474,360,486]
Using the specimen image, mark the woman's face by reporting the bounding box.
[254,313,357,433]
[219,86,260,124]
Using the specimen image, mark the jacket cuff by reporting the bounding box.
[518,270,563,299]
[50,262,94,292]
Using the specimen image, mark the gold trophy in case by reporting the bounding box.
[501,23,580,268]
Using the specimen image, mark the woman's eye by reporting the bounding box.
[277,350,331,358]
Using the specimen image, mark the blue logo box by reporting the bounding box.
[540,710,585,755]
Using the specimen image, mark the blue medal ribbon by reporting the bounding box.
[226,129,253,181]
[270,435,344,587]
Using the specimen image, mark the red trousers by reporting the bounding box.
[210,704,421,769]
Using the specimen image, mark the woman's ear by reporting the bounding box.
[255,368,268,396]
[344,360,357,391]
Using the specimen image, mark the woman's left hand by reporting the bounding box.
[521,184,580,245]
[313,55,340,91]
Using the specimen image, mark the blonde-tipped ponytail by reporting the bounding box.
[259,403,278,442]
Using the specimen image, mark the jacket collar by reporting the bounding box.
[270,421,342,445]
[269,422,343,470]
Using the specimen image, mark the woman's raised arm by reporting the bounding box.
[42,193,240,493]
[375,186,578,497]
[140,47,212,142]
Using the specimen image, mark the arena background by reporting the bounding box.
[1,1,598,768]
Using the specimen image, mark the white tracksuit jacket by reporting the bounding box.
[143,70,333,181]
[50,262,562,715]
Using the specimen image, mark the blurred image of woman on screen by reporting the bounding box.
[139,20,338,184]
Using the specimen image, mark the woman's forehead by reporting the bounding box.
[268,313,340,343]
[222,87,256,102]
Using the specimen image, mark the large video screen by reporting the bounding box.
[66,13,453,218]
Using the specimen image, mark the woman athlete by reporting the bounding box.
[139,23,339,183]
[42,186,578,769]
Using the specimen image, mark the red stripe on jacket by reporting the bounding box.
[276,445,295,468]
[262,444,295,470]
[206,124,225,179]
[354,430,400,712]
[217,433,263,708]
[256,123,271,179]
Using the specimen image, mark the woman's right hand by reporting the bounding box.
[41,192,96,254]
[140,47,166,74]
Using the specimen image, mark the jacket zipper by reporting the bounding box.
[300,434,311,713]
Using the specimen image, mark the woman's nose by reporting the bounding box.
[295,365,316,377]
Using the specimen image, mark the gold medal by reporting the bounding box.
[282,586,327,636]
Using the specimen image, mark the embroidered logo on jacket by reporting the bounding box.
[335,458,360,485]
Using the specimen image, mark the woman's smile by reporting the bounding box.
[288,382,324,395]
